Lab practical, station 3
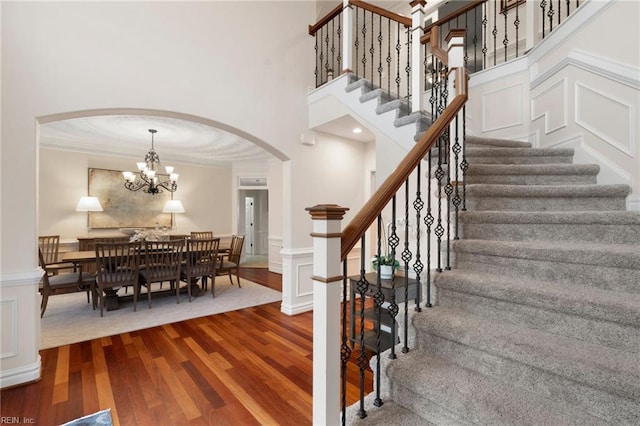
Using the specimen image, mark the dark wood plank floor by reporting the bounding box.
[0,268,372,426]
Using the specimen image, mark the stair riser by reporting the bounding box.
[460,223,640,245]
[454,253,640,294]
[415,333,639,425]
[466,195,628,211]
[436,287,640,353]
[465,174,597,185]
[391,383,473,425]
[466,156,573,164]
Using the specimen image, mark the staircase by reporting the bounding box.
[348,135,640,424]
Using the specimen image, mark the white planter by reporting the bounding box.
[380,264,393,279]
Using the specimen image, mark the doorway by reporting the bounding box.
[237,187,268,267]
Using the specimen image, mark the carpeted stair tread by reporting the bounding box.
[466,147,575,157]
[453,239,640,269]
[434,269,640,332]
[466,183,630,197]
[466,135,532,148]
[386,351,608,426]
[346,394,431,426]
[459,210,640,244]
[375,98,411,117]
[412,307,640,403]
[467,163,600,176]
[345,76,371,93]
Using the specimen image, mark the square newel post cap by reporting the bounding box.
[306,204,349,220]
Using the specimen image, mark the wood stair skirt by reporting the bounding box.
[347,135,640,425]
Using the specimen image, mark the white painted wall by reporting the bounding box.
[466,0,640,209]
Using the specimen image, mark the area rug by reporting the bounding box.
[61,408,112,426]
[41,278,281,349]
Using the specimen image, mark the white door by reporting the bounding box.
[244,196,254,255]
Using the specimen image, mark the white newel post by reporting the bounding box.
[342,0,353,74]
[411,0,426,113]
[306,204,349,426]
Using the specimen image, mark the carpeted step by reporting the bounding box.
[466,163,599,185]
[452,239,640,294]
[411,308,640,424]
[466,135,533,148]
[434,270,640,352]
[375,97,411,118]
[385,351,610,425]
[345,76,372,94]
[466,183,630,211]
[460,210,640,244]
[466,147,574,164]
[359,88,393,105]
[346,394,432,426]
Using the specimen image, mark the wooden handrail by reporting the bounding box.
[423,0,485,34]
[309,3,343,35]
[341,73,468,260]
[350,0,412,27]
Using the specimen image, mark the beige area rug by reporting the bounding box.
[41,278,281,349]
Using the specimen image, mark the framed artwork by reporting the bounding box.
[88,168,172,229]
[501,0,525,13]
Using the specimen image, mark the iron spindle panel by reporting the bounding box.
[355,9,360,77]
[463,12,469,68]
[452,115,461,240]
[337,18,342,73]
[515,2,520,58]
[405,27,411,101]
[503,4,508,62]
[482,3,488,68]
[387,20,392,96]
[324,26,330,80]
[548,0,555,33]
[425,148,434,308]
[461,105,468,212]
[314,33,319,87]
[361,9,368,81]
[396,26,401,99]
[541,1,547,38]
[493,0,498,66]
[370,11,375,85]
[388,197,399,360]
[378,15,383,90]
[473,7,478,72]
[373,215,384,407]
[331,19,335,77]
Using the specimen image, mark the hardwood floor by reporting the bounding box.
[1,268,372,426]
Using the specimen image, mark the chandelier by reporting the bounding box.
[122,129,179,195]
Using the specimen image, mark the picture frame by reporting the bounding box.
[501,0,525,13]
[88,167,172,229]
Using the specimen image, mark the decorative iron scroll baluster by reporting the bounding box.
[400,180,412,354]
[387,20,392,95]
[325,25,330,79]
[482,3,488,68]
[541,0,547,38]
[452,115,461,240]
[373,215,385,407]
[340,261,350,426]
[413,162,423,313]
[425,148,434,308]
[361,10,368,82]
[355,9,360,77]
[314,33,319,87]
[461,105,468,212]
[370,11,375,84]
[378,15,383,90]
[396,26,401,99]
[463,12,469,68]
[503,4,508,62]
[473,7,478,71]
[492,0,498,66]
[515,1,520,58]
[558,0,562,25]
[331,19,335,76]
[388,197,399,360]
[405,26,411,101]
[548,0,555,33]
[356,239,369,419]
[337,18,342,74]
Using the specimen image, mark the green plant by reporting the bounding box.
[372,254,399,270]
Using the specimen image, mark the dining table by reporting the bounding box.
[62,242,230,311]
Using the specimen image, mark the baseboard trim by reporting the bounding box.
[0,356,41,389]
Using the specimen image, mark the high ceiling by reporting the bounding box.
[40,114,375,167]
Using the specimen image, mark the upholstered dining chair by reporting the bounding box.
[38,249,95,318]
[190,231,214,240]
[94,241,141,316]
[138,239,185,308]
[215,234,245,288]
[181,238,220,299]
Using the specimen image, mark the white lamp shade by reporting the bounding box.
[162,200,185,213]
[76,196,103,212]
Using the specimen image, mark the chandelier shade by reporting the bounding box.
[123,129,178,195]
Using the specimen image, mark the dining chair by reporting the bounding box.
[181,238,220,299]
[215,234,245,288]
[38,235,75,275]
[38,249,95,318]
[94,241,141,317]
[190,231,214,240]
[139,239,185,308]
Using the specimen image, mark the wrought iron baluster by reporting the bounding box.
[387,19,392,95]
[515,1,520,58]
[325,25,330,79]
[340,261,350,426]
[370,11,375,84]
[378,15,383,89]
[388,197,399,360]
[373,215,384,408]
[548,0,555,33]
[396,26,401,99]
[356,242,369,419]
[314,33,319,87]
[463,12,469,68]
[338,17,342,74]
[473,6,478,72]
[355,8,360,77]
[493,0,498,66]
[461,105,468,212]
[405,26,411,101]
[413,163,423,313]
[452,115,461,240]
[541,1,547,39]
[361,9,368,81]
[401,179,412,353]
[424,148,434,307]
[331,19,335,77]
[482,3,488,68]
[503,3,508,62]
[558,0,562,25]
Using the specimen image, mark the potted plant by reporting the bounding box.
[372,254,400,279]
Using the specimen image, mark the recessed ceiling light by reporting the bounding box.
[352,127,362,134]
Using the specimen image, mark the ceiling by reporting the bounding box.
[40,114,375,167]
